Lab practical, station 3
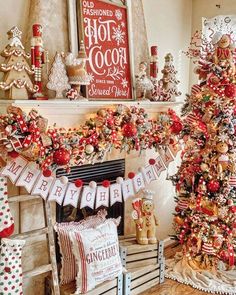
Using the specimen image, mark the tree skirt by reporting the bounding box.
[165,252,236,294]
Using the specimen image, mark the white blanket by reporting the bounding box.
[166,252,236,294]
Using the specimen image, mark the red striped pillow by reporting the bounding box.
[54,210,107,285]
[69,218,122,293]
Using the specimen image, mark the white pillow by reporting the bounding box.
[69,218,122,294]
[54,209,107,285]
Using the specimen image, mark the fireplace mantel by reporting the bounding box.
[0,98,182,243]
[0,99,183,127]
[0,99,183,110]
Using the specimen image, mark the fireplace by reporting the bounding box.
[56,159,125,235]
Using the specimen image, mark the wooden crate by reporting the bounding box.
[119,237,164,269]
[59,274,123,295]
[123,261,165,295]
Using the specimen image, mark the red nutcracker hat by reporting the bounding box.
[151,46,158,56]
[32,24,43,37]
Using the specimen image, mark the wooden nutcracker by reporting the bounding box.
[150,46,162,101]
[31,24,47,100]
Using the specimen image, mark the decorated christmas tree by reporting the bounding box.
[47,52,70,98]
[0,26,38,99]
[159,53,181,101]
[167,32,236,294]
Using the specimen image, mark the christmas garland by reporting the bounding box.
[0,104,182,175]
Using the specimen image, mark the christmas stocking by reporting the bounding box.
[0,177,14,238]
[0,238,25,294]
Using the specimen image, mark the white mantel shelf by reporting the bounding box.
[0,99,183,127]
[0,99,183,113]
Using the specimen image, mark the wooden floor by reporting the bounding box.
[140,243,210,295]
[140,278,209,295]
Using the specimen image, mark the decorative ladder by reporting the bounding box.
[9,194,60,295]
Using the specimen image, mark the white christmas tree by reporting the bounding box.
[159,53,181,101]
[47,52,70,98]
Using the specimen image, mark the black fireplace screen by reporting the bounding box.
[56,159,125,235]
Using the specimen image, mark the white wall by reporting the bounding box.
[142,0,192,240]
[192,0,236,31]
[142,0,192,98]
[0,0,29,48]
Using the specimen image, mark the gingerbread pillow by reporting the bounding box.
[54,210,107,285]
[69,218,122,293]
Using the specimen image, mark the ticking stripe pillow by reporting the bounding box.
[54,210,107,285]
[69,218,122,294]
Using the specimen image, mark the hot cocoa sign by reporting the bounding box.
[80,0,133,99]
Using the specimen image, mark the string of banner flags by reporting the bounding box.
[0,145,180,209]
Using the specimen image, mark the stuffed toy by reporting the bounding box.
[132,190,158,245]
[212,33,235,73]
[211,141,235,178]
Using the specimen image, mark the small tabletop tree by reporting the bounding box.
[47,52,70,98]
[0,26,37,99]
[160,53,181,101]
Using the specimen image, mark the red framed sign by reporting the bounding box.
[78,0,133,100]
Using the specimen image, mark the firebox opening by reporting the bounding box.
[56,158,125,235]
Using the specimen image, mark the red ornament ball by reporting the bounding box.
[53,148,71,166]
[219,250,229,262]
[128,172,135,179]
[8,151,19,158]
[75,179,83,188]
[207,180,220,193]
[122,122,137,138]
[43,169,52,177]
[170,121,183,134]
[102,180,110,188]
[224,84,236,98]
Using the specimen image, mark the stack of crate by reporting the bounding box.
[58,275,123,295]
[46,237,165,295]
[119,237,165,295]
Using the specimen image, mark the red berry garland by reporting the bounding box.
[43,169,52,177]
[75,179,83,187]
[149,158,156,165]
[128,172,135,179]
[102,180,110,188]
